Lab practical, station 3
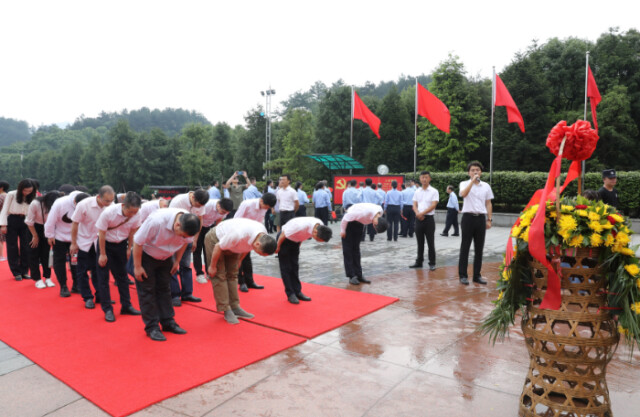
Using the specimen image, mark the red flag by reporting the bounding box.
[495,74,525,133]
[587,66,602,132]
[353,91,381,139]
[417,83,450,133]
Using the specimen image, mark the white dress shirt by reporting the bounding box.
[202,199,226,228]
[96,203,141,243]
[138,200,163,224]
[282,217,321,243]
[134,208,193,260]
[276,186,298,211]
[340,203,383,235]
[413,186,440,215]
[44,191,80,242]
[169,193,205,216]
[234,198,266,222]
[71,196,108,251]
[25,200,47,226]
[214,218,267,253]
[460,180,494,214]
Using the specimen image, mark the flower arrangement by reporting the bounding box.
[481,195,640,349]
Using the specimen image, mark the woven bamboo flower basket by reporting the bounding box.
[520,247,619,417]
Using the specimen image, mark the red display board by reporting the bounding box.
[333,175,405,205]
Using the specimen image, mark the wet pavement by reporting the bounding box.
[1,221,640,417]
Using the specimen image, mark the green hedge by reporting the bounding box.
[400,171,640,216]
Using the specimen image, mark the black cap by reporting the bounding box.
[602,169,617,179]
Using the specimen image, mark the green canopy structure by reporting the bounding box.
[304,154,364,171]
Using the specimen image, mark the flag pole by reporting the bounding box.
[350,86,354,175]
[489,66,496,185]
[580,51,590,195]
[414,78,418,178]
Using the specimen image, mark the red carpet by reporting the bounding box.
[190,274,399,338]
[0,263,305,417]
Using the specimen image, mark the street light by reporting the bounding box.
[260,88,275,178]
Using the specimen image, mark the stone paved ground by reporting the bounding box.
[1,221,639,417]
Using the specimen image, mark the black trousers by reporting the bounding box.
[458,213,487,279]
[442,208,459,235]
[134,251,177,333]
[237,252,257,286]
[52,240,77,288]
[278,238,301,296]
[28,223,51,281]
[97,240,133,312]
[415,216,436,266]
[315,206,329,226]
[193,225,211,276]
[386,205,401,241]
[77,244,99,301]
[295,205,306,217]
[342,221,364,279]
[401,206,415,237]
[6,214,30,277]
[170,243,193,299]
[264,209,274,233]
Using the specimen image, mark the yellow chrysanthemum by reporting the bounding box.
[631,302,640,314]
[619,247,635,256]
[618,324,629,336]
[621,226,631,234]
[604,234,615,247]
[561,205,574,212]
[576,209,588,217]
[558,229,571,241]
[624,264,640,277]
[589,233,603,247]
[588,211,601,221]
[558,215,578,232]
[511,225,522,238]
[610,214,624,223]
[519,217,531,228]
[616,232,631,246]
[497,291,504,301]
[588,221,604,233]
[521,227,530,242]
[601,223,614,230]
[501,268,511,281]
[569,235,584,247]
[548,210,557,218]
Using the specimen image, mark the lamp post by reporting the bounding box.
[260,88,275,179]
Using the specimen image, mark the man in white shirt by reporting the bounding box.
[95,192,143,322]
[203,218,276,324]
[168,189,209,305]
[458,161,494,286]
[45,191,89,297]
[138,198,168,224]
[410,171,439,271]
[71,185,115,309]
[276,174,299,228]
[193,198,233,284]
[276,217,332,304]
[133,208,200,341]
[340,203,388,285]
[234,193,277,292]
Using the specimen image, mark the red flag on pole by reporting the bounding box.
[587,66,602,132]
[417,83,450,133]
[353,91,381,139]
[495,74,525,133]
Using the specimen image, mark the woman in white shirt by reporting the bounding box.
[0,180,9,261]
[26,191,62,288]
[0,179,37,280]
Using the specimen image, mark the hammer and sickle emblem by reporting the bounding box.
[336,178,347,189]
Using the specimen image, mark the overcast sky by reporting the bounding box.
[1,0,637,129]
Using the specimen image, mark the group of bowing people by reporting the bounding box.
[1,175,372,342]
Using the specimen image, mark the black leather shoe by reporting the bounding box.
[181,295,202,302]
[147,329,166,341]
[440,233,448,236]
[460,277,469,285]
[451,234,460,236]
[409,263,423,269]
[60,286,70,297]
[357,276,371,284]
[120,305,141,315]
[473,276,488,285]
[104,310,115,322]
[172,297,182,307]
[239,284,249,292]
[349,277,360,285]
[23,275,32,280]
[85,299,95,309]
[429,265,436,271]
[71,285,80,294]
[128,279,134,285]
[247,282,264,289]
[14,275,22,281]
[162,323,187,334]
[287,294,300,304]
[296,293,312,302]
